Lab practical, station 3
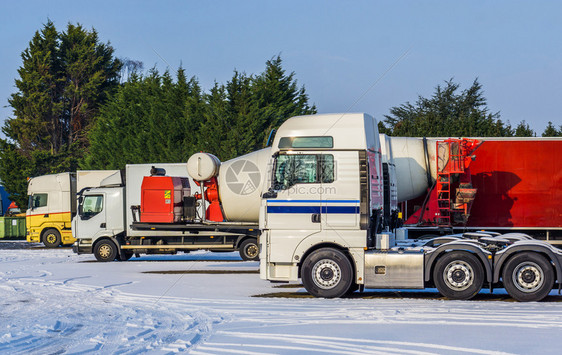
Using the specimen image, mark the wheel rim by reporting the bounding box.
[245,244,258,259]
[99,244,112,259]
[512,261,544,293]
[443,260,474,291]
[46,234,57,244]
[312,259,341,289]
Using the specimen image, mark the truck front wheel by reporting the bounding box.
[119,251,134,261]
[239,238,259,261]
[433,251,484,300]
[94,239,118,262]
[301,248,353,298]
[42,229,61,248]
[502,253,554,302]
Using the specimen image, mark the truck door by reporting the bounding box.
[321,151,360,229]
[265,152,325,261]
[266,152,324,231]
[75,193,106,240]
[27,192,50,230]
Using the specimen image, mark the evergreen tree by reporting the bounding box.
[514,120,535,137]
[250,56,316,149]
[0,21,121,207]
[542,121,562,137]
[83,68,205,169]
[85,56,316,166]
[382,79,511,137]
[199,56,316,161]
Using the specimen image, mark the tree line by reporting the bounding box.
[379,79,562,138]
[0,22,316,208]
[1,21,560,208]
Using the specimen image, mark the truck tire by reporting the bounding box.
[94,239,118,262]
[433,251,484,300]
[301,248,353,298]
[345,283,359,295]
[119,251,134,261]
[43,229,61,248]
[502,253,554,302]
[239,238,259,261]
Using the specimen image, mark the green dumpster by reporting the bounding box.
[0,216,27,239]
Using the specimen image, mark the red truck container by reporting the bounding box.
[402,138,562,242]
[140,176,190,223]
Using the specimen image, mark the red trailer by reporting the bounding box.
[403,138,562,244]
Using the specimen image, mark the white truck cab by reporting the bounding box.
[259,113,386,294]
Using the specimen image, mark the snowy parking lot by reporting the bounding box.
[1,240,562,354]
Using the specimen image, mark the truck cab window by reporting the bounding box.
[274,154,334,189]
[320,154,334,183]
[81,195,103,218]
[29,193,48,208]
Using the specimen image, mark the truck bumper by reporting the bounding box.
[61,230,76,245]
[72,240,92,254]
[27,230,41,243]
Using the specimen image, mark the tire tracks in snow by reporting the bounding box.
[0,276,222,354]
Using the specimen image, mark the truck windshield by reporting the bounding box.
[29,194,48,209]
[81,195,103,218]
[274,154,334,189]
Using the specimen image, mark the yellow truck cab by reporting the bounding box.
[27,170,120,247]
[27,173,76,247]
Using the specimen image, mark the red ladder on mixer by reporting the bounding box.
[435,139,467,227]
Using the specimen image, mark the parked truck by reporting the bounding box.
[26,171,118,247]
[72,112,562,301]
[257,113,562,301]
[72,163,262,261]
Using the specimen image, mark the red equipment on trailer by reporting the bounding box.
[403,138,562,242]
[140,176,190,223]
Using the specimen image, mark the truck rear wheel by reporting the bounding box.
[94,239,118,262]
[239,238,259,261]
[301,248,353,298]
[502,253,554,302]
[433,251,484,300]
[43,229,61,248]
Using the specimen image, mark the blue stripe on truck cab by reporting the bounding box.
[267,199,360,203]
[266,205,359,214]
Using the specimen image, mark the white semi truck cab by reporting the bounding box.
[259,113,562,302]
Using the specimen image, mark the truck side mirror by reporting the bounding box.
[78,196,84,217]
[262,188,277,199]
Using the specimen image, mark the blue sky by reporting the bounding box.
[1,1,561,136]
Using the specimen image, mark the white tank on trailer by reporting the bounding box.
[218,148,272,222]
[388,137,439,202]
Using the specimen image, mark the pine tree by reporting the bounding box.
[542,121,562,137]
[250,56,316,149]
[514,120,535,137]
[382,79,510,137]
[0,21,121,207]
[199,57,316,161]
[4,20,61,154]
[83,68,205,169]
[85,56,317,166]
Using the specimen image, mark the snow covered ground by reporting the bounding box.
[1,240,562,354]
